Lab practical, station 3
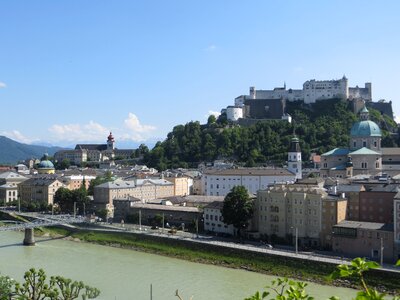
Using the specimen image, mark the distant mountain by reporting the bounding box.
[0,136,65,164]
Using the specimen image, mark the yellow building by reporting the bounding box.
[18,176,65,205]
[165,176,190,196]
[255,179,347,248]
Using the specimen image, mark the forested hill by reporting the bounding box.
[142,99,398,170]
[0,136,64,164]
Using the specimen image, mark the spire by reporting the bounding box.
[284,81,286,90]
[107,132,115,142]
[360,103,369,121]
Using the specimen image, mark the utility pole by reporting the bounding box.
[139,209,142,231]
[196,216,199,238]
[162,213,165,234]
[150,284,153,300]
[380,237,384,266]
[73,202,76,218]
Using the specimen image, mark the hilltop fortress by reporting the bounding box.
[224,76,393,123]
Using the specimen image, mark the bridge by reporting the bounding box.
[0,210,86,246]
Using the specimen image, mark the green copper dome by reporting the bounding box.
[350,120,381,137]
[38,154,55,169]
[38,160,54,169]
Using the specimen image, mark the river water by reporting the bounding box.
[0,231,356,300]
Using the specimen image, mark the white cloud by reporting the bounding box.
[122,113,156,141]
[48,121,109,143]
[48,113,156,144]
[204,44,217,52]
[124,113,156,133]
[206,110,221,118]
[395,115,400,124]
[0,82,6,88]
[2,130,32,144]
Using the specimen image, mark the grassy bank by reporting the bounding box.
[41,226,400,294]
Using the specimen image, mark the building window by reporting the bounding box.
[323,163,327,168]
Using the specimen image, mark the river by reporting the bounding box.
[0,231,356,300]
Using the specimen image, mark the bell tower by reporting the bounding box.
[288,136,302,180]
[107,132,115,151]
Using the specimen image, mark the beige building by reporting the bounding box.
[18,176,65,205]
[256,180,347,248]
[321,196,347,248]
[54,133,135,165]
[93,178,174,211]
[165,176,190,196]
[60,175,96,190]
[54,149,87,165]
[337,184,365,221]
[0,171,28,203]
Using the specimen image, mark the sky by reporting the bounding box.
[0,1,399,148]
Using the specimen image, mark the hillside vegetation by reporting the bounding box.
[143,99,398,170]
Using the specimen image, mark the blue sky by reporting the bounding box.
[0,1,399,148]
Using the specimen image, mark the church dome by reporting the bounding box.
[38,160,54,169]
[350,120,381,137]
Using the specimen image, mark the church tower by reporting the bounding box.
[107,132,115,151]
[288,136,302,180]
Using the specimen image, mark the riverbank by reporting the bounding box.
[40,226,400,295]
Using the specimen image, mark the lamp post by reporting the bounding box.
[162,212,165,234]
[195,216,199,238]
[73,202,76,218]
[139,209,142,231]
[380,237,384,266]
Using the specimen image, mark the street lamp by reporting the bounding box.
[139,209,142,231]
[162,212,165,234]
[195,216,199,238]
[380,237,384,266]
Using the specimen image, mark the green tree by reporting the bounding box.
[54,188,74,213]
[88,172,113,196]
[2,268,100,300]
[222,186,254,237]
[0,274,14,300]
[207,114,217,125]
[57,159,71,170]
[54,187,89,214]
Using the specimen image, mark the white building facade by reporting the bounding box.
[202,168,296,196]
[203,201,235,235]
